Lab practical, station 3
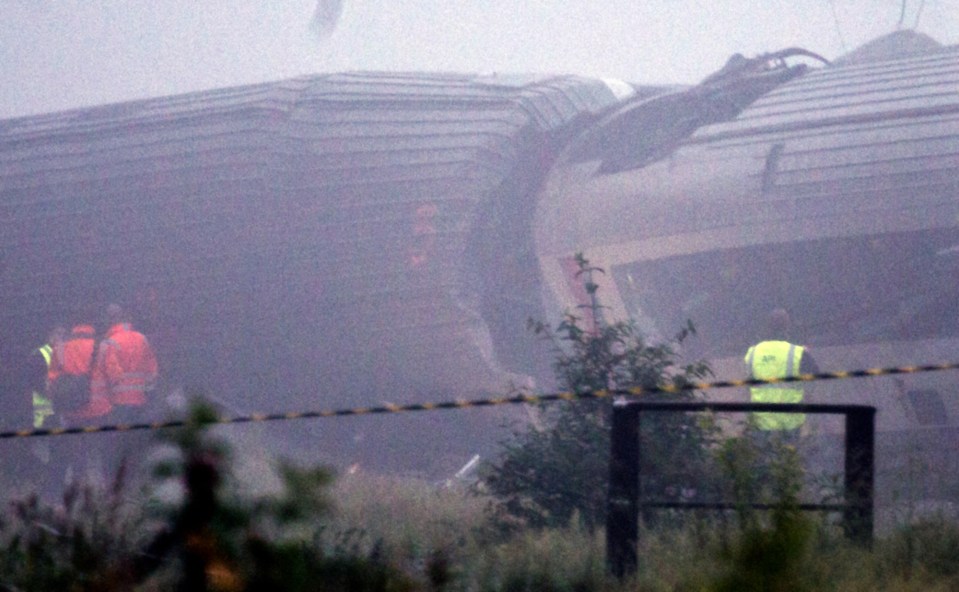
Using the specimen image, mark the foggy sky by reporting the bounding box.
[1,0,957,119]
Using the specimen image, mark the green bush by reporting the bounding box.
[480,254,713,531]
[0,470,150,591]
[0,401,423,591]
[142,400,418,591]
[4,424,959,590]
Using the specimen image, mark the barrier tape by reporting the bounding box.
[3,361,958,440]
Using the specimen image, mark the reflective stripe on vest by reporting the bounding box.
[745,340,805,431]
[33,391,53,428]
[34,345,54,428]
[38,344,52,366]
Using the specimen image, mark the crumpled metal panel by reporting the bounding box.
[0,70,624,437]
[696,47,959,140]
[645,42,959,232]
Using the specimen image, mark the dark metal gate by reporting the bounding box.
[606,400,876,578]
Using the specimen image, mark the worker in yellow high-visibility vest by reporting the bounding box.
[14,327,67,499]
[32,343,55,429]
[744,308,819,436]
[27,327,67,430]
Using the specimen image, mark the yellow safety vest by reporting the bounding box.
[33,344,54,429]
[744,340,805,431]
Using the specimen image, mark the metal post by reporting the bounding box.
[844,407,875,545]
[607,401,640,578]
[606,400,875,575]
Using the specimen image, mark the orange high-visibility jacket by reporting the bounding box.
[91,323,159,407]
[52,324,95,377]
[53,324,102,419]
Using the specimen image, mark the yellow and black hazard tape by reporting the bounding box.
[622,361,959,395]
[3,361,958,440]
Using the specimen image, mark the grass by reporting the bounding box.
[1,420,959,590]
[3,469,959,591]
[321,471,959,592]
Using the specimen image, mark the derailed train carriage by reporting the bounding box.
[0,31,957,489]
[0,68,637,473]
[536,30,959,508]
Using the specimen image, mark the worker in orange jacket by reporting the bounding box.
[88,304,159,425]
[50,324,97,417]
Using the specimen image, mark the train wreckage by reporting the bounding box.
[0,31,957,496]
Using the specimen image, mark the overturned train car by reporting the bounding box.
[536,31,959,509]
[0,71,643,473]
[1,31,956,485]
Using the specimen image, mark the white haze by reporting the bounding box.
[0,0,957,118]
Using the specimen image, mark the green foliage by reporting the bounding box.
[326,472,486,587]
[145,397,415,591]
[0,398,419,591]
[4,422,959,589]
[713,427,809,530]
[0,472,147,591]
[467,525,607,592]
[877,516,959,581]
[480,255,714,531]
[711,436,816,592]
[5,377,959,589]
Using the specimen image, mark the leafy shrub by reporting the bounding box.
[142,399,418,591]
[480,255,713,531]
[0,467,150,590]
[0,401,426,590]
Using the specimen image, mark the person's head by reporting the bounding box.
[105,303,128,326]
[47,326,67,346]
[71,324,96,338]
[767,307,791,340]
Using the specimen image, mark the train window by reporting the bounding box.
[612,227,959,359]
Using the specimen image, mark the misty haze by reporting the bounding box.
[0,1,958,588]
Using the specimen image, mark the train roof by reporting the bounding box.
[695,33,959,143]
[0,72,626,187]
[0,71,631,404]
[691,33,959,231]
[537,32,959,259]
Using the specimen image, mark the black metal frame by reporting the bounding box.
[606,400,876,578]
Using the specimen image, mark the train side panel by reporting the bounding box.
[534,34,959,507]
[0,72,626,471]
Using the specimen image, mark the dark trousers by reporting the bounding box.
[106,400,162,485]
